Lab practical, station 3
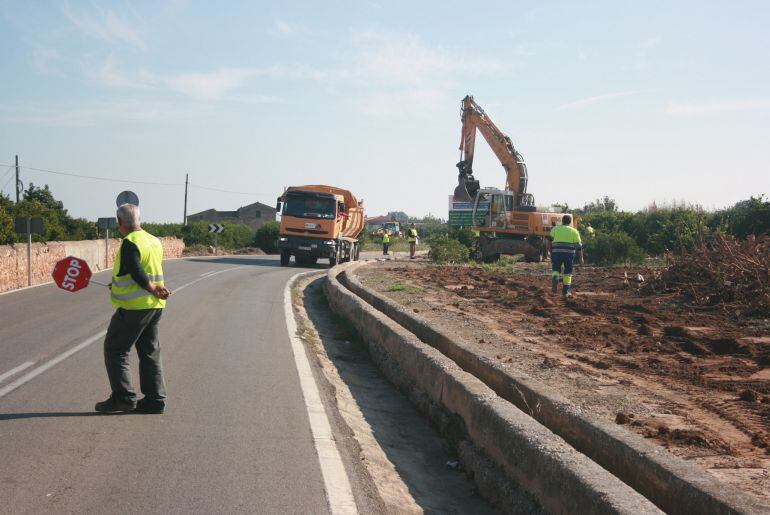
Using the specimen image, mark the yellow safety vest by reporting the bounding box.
[549,225,582,255]
[111,230,166,310]
[382,233,390,243]
[407,228,417,242]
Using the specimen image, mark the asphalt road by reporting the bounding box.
[0,255,341,514]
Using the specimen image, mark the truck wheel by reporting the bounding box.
[280,251,290,266]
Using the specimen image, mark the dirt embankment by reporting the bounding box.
[358,261,770,502]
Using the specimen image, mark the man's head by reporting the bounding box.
[562,214,572,226]
[410,223,415,228]
[585,222,591,228]
[116,203,141,236]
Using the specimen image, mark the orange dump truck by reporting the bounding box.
[276,185,365,267]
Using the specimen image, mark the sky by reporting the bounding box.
[0,0,768,223]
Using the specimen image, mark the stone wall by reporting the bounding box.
[0,237,184,294]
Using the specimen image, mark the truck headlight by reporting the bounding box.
[279,237,288,242]
[324,240,336,245]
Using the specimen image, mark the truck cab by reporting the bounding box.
[276,185,364,267]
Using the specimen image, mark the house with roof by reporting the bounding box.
[187,201,276,231]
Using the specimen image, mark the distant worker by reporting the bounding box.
[382,230,390,255]
[407,223,419,259]
[585,222,596,238]
[95,203,171,414]
[546,214,584,298]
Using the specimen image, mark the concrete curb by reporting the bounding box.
[325,262,662,515]
[342,263,770,515]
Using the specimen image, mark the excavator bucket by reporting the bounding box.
[453,179,473,203]
[454,161,480,203]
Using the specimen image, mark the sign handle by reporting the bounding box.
[89,279,111,288]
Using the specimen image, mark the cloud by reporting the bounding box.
[267,19,308,37]
[31,46,66,76]
[85,58,286,103]
[88,56,154,89]
[666,99,770,115]
[559,90,650,110]
[62,1,146,49]
[325,29,505,117]
[163,68,260,101]
[0,99,204,127]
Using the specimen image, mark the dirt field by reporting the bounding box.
[357,260,770,502]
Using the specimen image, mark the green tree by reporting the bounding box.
[254,221,280,254]
[581,196,618,213]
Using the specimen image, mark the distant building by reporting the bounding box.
[187,201,276,231]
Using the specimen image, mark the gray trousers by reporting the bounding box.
[104,308,166,405]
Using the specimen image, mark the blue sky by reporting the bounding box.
[0,0,768,222]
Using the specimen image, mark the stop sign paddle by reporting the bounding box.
[52,256,108,292]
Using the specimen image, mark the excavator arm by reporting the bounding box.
[454,95,532,207]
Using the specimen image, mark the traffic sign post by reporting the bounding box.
[208,224,224,255]
[52,256,109,293]
[14,217,45,286]
[97,217,118,268]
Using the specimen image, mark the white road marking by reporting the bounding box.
[199,270,217,277]
[0,361,36,384]
[283,272,357,515]
[0,265,245,402]
[0,332,106,400]
[173,266,244,293]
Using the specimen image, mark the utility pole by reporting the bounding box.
[183,173,189,225]
[15,155,20,203]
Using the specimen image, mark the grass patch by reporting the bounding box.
[386,283,424,293]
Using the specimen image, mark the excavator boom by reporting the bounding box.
[454,95,531,207]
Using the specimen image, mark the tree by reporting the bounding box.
[23,183,64,211]
[581,196,618,213]
[254,221,280,254]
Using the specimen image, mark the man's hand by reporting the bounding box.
[146,282,171,300]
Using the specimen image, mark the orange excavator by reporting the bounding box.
[454,95,573,262]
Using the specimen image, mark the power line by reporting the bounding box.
[0,162,273,199]
[0,163,182,187]
[188,183,272,197]
[1,167,14,193]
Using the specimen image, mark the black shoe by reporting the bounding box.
[135,399,165,414]
[95,396,136,413]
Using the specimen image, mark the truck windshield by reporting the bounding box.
[283,194,336,219]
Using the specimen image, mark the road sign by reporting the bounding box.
[97,217,118,230]
[52,256,93,293]
[14,217,45,234]
[208,223,225,233]
[116,190,139,207]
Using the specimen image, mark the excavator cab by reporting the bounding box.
[472,189,513,229]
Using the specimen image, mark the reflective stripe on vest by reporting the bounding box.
[112,274,164,288]
[111,230,166,310]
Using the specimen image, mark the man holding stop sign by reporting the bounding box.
[95,203,171,414]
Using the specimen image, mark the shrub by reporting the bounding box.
[428,236,469,263]
[254,221,280,254]
[583,231,645,266]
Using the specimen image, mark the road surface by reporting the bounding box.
[0,256,348,514]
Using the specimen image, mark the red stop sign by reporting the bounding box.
[52,256,93,293]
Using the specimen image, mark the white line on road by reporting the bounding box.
[0,265,246,402]
[0,332,106,400]
[174,266,244,293]
[0,361,36,384]
[284,272,357,515]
